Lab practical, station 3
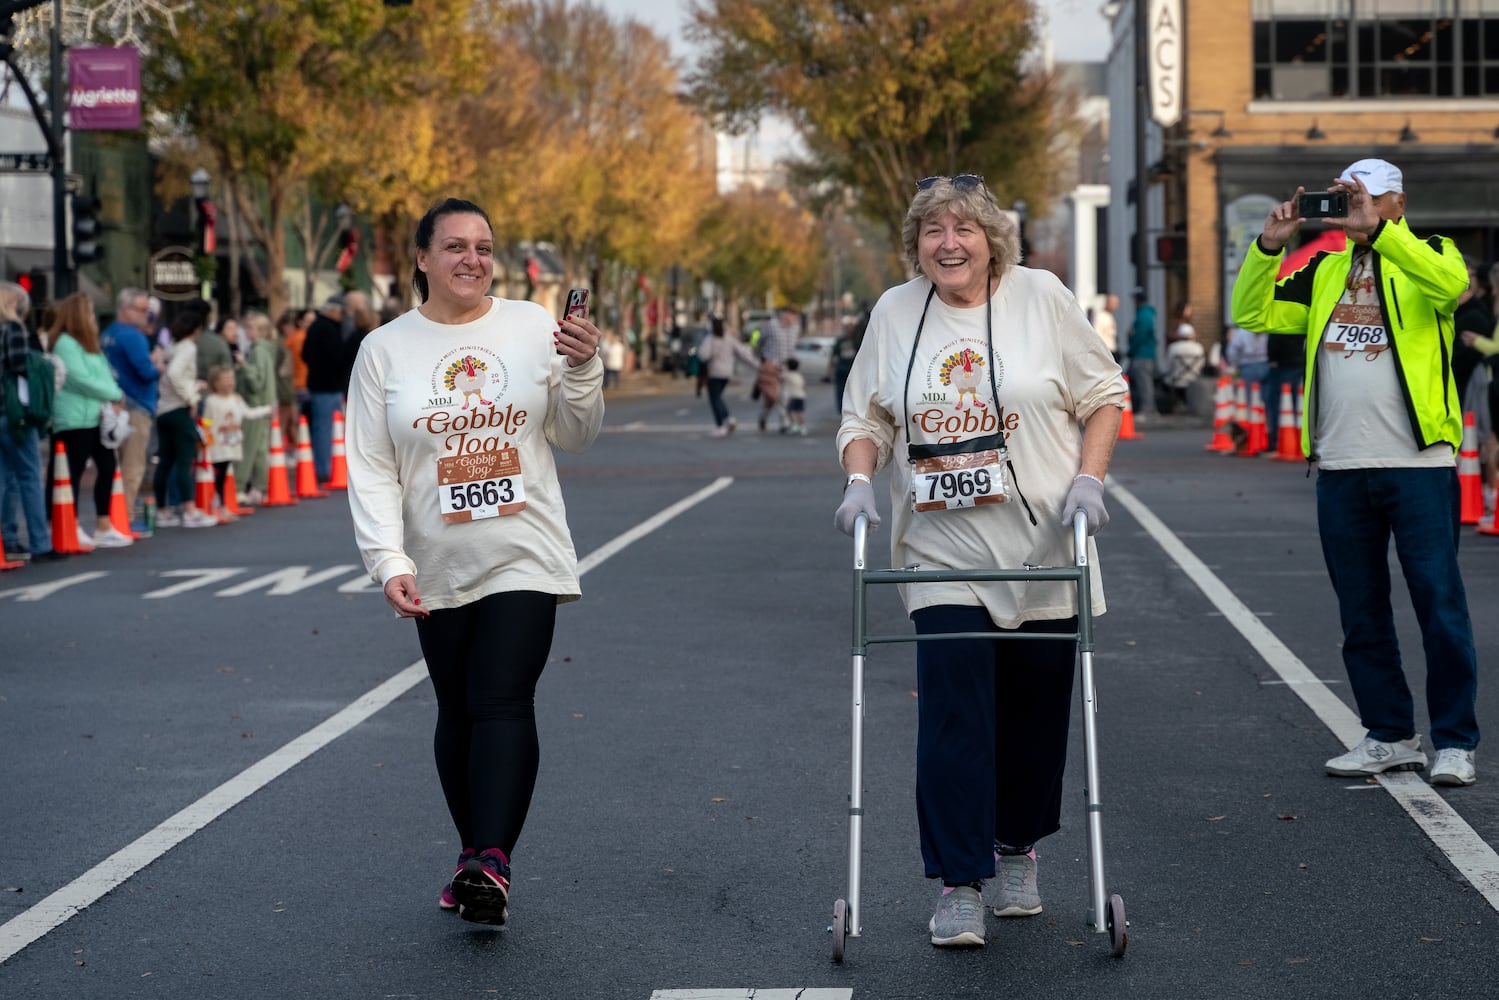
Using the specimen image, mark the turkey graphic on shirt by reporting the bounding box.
[444,355,492,409]
[940,348,989,410]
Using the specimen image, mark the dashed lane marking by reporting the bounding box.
[0,477,735,965]
[1110,481,1499,914]
[0,571,108,602]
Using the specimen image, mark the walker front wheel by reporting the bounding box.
[830,898,848,963]
[1106,893,1127,958]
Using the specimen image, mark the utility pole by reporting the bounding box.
[49,0,68,297]
[1133,0,1149,293]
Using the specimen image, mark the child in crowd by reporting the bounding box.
[781,356,807,436]
[201,365,271,517]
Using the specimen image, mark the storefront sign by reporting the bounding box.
[1149,0,1182,128]
[149,246,200,301]
[69,47,141,131]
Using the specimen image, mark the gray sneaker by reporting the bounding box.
[928,886,985,946]
[991,853,1042,917]
[1325,735,1426,776]
[1431,748,1476,787]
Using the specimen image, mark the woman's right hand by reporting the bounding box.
[383,574,430,619]
[834,480,881,536]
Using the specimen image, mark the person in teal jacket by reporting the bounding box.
[1231,158,1479,787]
[47,292,131,548]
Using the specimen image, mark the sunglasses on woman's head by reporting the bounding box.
[916,174,985,192]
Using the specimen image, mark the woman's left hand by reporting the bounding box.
[557,314,602,368]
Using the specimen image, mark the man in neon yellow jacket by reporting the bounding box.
[1232,158,1479,787]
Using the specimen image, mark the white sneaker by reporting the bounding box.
[726,417,736,435]
[1326,735,1427,776]
[1431,748,1476,787]
[709,426,728,438]
[155,511,182,528]
[181,509,219,528]
[76,527,93,548]
[91,528,134,548]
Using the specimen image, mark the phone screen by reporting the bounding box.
[564,288,589,321]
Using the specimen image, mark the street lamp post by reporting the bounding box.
[190,168,215,312]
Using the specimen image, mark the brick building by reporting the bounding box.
[1108,0,1499,347]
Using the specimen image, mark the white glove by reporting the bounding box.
[1060,474,1109,535]
[834,480,881,536]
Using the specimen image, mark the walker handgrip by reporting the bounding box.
[1073,509,1089,568]
[853,513,869,570]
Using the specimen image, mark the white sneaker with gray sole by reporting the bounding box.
[1430,748,1476,787]
[1325,735,1426,776]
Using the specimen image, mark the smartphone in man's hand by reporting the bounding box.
[1298,191,1349,219]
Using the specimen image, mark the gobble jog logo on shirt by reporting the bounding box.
[416,347,526,454]
[911,339,1018,444]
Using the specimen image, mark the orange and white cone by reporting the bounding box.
[294,415,328,499]
[194,451,217,513]
[107,468,137,539]
[325,410,348,490]
[1118,376,1141,440]
[1271,383,1301,461]
[262,416,297,507]
[1459,412,1483,525]
[223,466,254,517]
[49,442,91,554]
[1205,376,1234,452]
[1247,382,1269,456]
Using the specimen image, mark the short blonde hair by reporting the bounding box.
[0,281,29,324]
[901,178,1021,281]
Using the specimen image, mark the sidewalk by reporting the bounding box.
[605,368,699,399]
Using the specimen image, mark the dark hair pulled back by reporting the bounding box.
[412,198,493,303]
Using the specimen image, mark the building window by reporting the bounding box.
[1252,0,1499,100]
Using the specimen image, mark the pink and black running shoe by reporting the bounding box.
[438,848,475,911]
[451,847,510,925]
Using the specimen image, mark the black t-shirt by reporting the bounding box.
[302,313,347,393]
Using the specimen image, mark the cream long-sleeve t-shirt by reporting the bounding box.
[836,270,1127,627]
[345,297,604,610]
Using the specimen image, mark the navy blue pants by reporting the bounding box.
[1316,467,1479,751]
[912,606,1078,884]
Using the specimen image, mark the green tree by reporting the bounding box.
[695,188,824,316]
[142,0,482,317]
[688,0,1069,249]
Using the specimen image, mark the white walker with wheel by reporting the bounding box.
[830,509,1127,962]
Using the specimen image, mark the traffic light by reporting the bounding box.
[71,193,104,267]
[1156,234,1187,267]
[14,269,47,303]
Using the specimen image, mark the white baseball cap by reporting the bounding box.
[1339,158,1403,196]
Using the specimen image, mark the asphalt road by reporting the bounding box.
[2,373,1497,999]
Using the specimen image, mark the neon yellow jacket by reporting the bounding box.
[1231,217,1468,459]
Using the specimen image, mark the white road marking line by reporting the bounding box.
[1109,481,1499,914]
[0,571,109,602]
[601,423,719,434]
[1260,679,1344,686]
[651,992,852,1000]
[214,564,361,597]
[0,478,736,965]
[141,568,244,599]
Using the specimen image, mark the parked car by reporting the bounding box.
[793,336,836,382]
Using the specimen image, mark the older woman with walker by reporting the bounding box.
[345,197,604,926]
[833,174,1126,948]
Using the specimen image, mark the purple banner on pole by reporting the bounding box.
[69,47,142,130]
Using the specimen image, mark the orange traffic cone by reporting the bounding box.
[107,468,137,539]
[222,466,254,517]
[294,415,328,499]
[1118,376,1141,440]
[1246,383,1269,456]
[1459,413,1483,525]
[194,451,217,513]
[325,410,348,490]
[1271,383,1301,461]
[1205,376,1234,452]
[262,415,297,507]
[49,443,91,554]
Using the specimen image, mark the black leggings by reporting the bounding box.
[51,426,115,521]
[415,590,557,857]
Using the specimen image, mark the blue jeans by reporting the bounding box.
[1316,467,1479,751]
[308,392,342,483]
[0,414,54,555]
